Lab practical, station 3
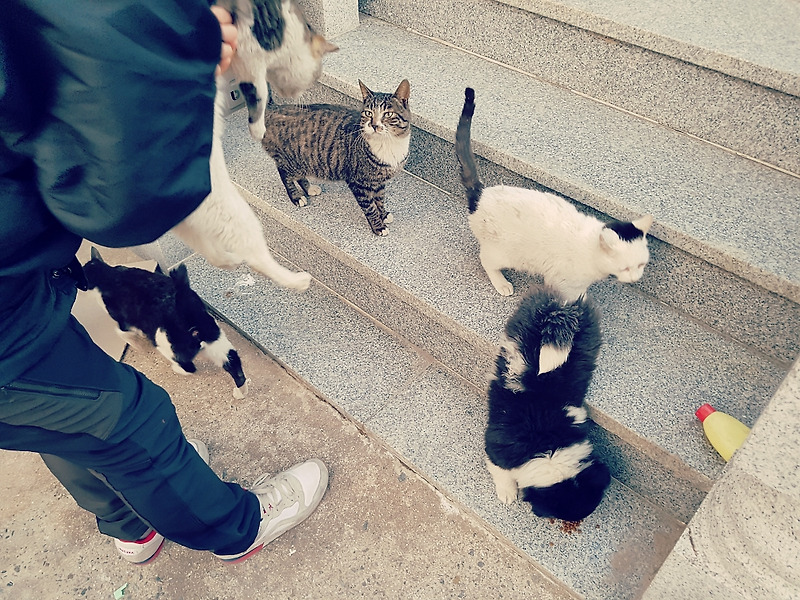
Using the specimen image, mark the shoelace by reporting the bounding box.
[251,474,300,516]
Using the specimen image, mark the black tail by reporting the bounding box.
[455,87,483,213]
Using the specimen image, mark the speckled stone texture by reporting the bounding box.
[359,0,800,174]
[315,16,800,305]
[214,97,789,496]
[180,252,685,600]
[297,0,359,39]
[643,360,800,600]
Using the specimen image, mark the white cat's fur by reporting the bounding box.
[171,0,336,291]
[456,87,653,301]
[469,187,653,301]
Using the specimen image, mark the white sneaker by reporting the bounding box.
[214,459,329,562]
[114,438,209,564]
[114,528,165,564]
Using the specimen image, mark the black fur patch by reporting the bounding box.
[455,87,484,214]
[83,249,246,393]
[251,0,285,52]
[605,219,644,242]
[485,285,610,521]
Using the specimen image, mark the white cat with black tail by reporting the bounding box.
[455,87,653,301]
[484,285,610,522]
[83,248,249,399]
[171,0,338,292]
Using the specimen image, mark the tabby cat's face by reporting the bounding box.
[359,79,411,140]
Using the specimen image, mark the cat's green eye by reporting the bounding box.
[384,111,395,118]
[363,110,373,117]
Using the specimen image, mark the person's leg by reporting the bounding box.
[0,316,260,555]
[39,453,149,541]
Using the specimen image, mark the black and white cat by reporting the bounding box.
[484,285,610,522]
[83,248,248,399]
[455,87,653,300]
[259,79,411,236]
[171,0,337,290]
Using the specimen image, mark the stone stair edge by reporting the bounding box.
[494,0,800,96]
[231,178,728,520]
[311,27,800,305]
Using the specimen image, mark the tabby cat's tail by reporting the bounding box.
[455,87,483,214]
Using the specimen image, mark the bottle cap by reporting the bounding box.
[695,404,716,422]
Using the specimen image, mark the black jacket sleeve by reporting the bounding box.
[4,0,220,248]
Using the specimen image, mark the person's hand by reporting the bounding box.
[211,5,237,75]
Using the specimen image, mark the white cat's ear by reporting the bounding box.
[312,34,338,58]
[599,227,620,251]
[632,214,653,234]
[359,80,373,100]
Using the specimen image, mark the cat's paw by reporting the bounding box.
[383,212,394,224]
[306,184,322,196]
[296,197,308,207]
[171,363,192,376]
[248,122,266,140]
[375,228,389,237]
[495,485,519,505]
[286,271,313,293]
[233,381,249,399]
[493,281,514,296]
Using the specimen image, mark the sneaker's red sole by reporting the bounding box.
[133,539,165,565]
[220,543,264,564]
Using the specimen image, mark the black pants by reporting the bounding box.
[0,316,260,555]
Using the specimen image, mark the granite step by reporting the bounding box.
[296,14,800,367]
[358,0,800,174]
[151,231,685,600]
[143,79,787,526]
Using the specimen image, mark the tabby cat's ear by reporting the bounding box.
[394,79,411,108]
[359,80,374,101]
[311,34,338,58]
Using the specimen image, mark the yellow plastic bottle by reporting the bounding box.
[695,404,751,461]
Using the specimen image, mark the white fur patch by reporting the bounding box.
[538,343,571,374]
[154,328,190,374]
[201,331,234,367]
[511,440,594,489]
[499,334,526,392]
[366,130,410,167]
[565,405,588,424]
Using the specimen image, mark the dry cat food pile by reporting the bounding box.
[549,518,583,534]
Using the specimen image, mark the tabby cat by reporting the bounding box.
[171,0,337,291]
[261,79,412,236]
[455,87,653,300]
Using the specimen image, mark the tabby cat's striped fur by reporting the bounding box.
[262,79,411,236]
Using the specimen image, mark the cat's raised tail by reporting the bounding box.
[455,87,484,214]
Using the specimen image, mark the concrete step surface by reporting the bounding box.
[358,0,800,174]
[157,239,687,600]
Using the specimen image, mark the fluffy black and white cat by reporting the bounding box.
[83,248,248,399]
[171,0,337,290]
[259,79,411,236]
[484,285,610,522]
[456,87,653,300]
